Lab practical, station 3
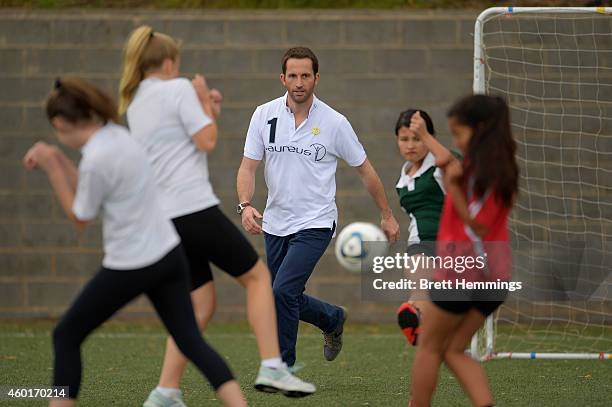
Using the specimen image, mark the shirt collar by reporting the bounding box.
[396,152,437,188]
[283,92,319,115]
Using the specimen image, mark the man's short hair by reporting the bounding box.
[282,47,319,75]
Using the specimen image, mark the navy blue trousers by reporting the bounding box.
[264,225,343,366]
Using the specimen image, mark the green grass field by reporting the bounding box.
[1,320,610,406]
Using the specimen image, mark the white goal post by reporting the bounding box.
[471,7,612,361]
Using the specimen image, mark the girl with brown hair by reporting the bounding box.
[24,77,246,407]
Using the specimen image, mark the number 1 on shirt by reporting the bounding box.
[267,118,277,143]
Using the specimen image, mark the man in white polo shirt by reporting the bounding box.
[237,47,400,368]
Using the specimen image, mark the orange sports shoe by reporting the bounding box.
[396,302,422,346]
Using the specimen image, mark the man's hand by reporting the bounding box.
[23,142,58,172]
[241,206,263,235]
[354,159,401,243]
[381,211,400,243]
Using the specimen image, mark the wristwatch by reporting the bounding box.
[236,201,251,215]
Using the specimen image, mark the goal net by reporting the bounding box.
[472,7,612,360]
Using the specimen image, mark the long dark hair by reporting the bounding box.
[46,76,118,124]
[395,109,435,136]
[447,94,518,207]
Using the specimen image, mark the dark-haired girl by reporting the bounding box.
[23,77,246,407]
[409,95,518,407]
[394,109,454,346]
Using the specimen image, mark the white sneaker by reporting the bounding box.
[254,364,316,398]
[143,389,187,407]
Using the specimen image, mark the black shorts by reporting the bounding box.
[429,288,507,317]
[406,241,436,258]
[172,205,259,290]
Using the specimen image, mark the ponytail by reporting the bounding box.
[118,25,179,115]
[46,76,118,124]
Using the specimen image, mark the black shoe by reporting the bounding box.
[323,307,347,361]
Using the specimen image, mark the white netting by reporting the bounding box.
[476,8,612,357]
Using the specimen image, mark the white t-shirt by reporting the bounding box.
[72,123,180,270]
[244,93,367,237]
[127,77,219,219]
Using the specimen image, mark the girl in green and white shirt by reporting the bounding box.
[394,109,456,346]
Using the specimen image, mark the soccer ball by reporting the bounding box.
[335,222,388,272]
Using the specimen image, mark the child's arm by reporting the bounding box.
[409,111,455,168]
[23,142,86,227]
[444,160,487,238]
[409,112,486,237]
[190,74,219,153]
[50,148,79,192]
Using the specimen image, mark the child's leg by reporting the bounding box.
[398,254,431,345]
[48,399,74,407]
[442,308,493,407]
[405,253,433,304]
[410,303,465,407]
[236,259,281,360]
[205,208,281,362]
[178,207,280,362]
[215,381,247,407]
[50,268,148,405]
[146,254,244,406]
[158,280,216,389]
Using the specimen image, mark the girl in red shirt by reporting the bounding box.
[408,95,518,407]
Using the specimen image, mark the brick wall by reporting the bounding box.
[3,9,607,322]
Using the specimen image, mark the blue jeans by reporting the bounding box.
[264,225,344,366]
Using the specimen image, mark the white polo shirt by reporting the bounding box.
[244,93,367,237]
[72,123,180,270]
[127,77,220,219]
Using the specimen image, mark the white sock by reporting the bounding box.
[261,357,283,369]
[156,386,181,399]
